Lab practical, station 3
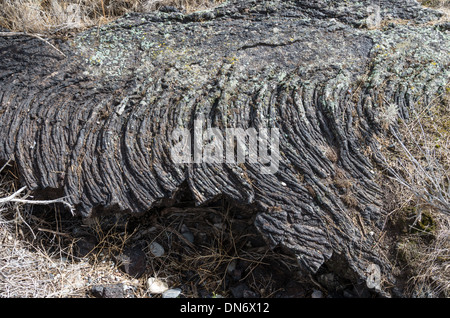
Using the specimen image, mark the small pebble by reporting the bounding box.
[149,242,165,257]
[181,224,194,243]
[227,259,237,274]
[311,289,323,298]
[147,277,169,294]
[162,288,182,298]
[213,223,224,230]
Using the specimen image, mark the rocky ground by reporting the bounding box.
[0,0,449,299]
[0,165,379,298]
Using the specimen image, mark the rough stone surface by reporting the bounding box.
[74,235,97,258]
[0,0,448,296]
[91,284,124,298]
[162,288,182,298]
[117,243,147,278]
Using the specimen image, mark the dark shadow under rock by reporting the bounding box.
[116,242,147,278]
[0,0,448,297]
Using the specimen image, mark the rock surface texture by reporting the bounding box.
[0,0,448,296]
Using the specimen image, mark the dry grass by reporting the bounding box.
[0,0,224,33]
[121,204,301,298]
[419,0,450,22]
[380,87,450,297]
[402,214,450,297]
[387,100,450,218]
[0,162,141,297]
[0,159,299,297]
[419,0,450,8]
[0,0,299,299]
[1,0,449,299]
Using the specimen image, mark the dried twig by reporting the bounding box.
[0,31,66,57]
[0,159,12,174]
[37,227,72,238]
[0,186,75,215]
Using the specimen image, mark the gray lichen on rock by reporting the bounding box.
[0,0,448,296]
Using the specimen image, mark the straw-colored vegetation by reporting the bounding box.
[0,164,299,297]
[0,0,223,33]
[379,86,450,297]
[0,0,449,298]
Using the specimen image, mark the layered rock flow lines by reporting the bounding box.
[0,0,448,296]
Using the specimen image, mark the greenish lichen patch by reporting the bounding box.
[2,0,450,298]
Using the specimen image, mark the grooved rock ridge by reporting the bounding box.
[0,0,448,295]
